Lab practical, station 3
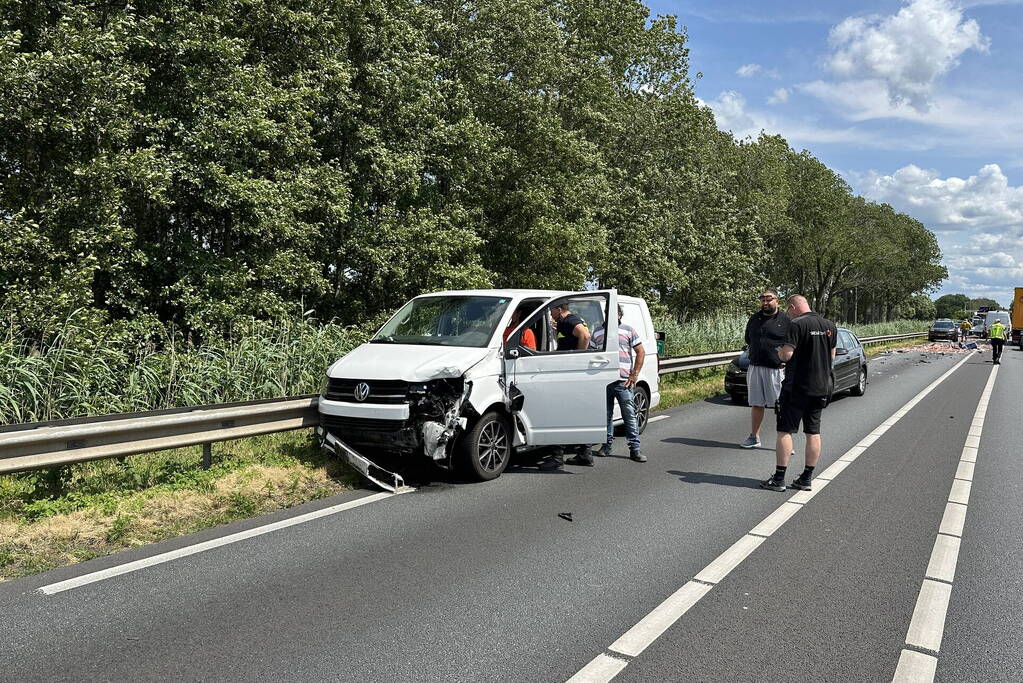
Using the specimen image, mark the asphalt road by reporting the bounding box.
[1,342,1019,682]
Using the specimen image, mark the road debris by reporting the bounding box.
[558,512,573,522]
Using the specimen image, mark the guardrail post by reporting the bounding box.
[202,442,212,470]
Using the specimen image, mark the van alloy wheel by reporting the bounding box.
[634,386,650,433]
[478,420,509,474]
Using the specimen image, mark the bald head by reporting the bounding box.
[786,295,810,316]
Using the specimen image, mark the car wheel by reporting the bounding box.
[729,393,748,406]
[850,366,867,396]
[634,385,651,434]
[456,411,511,481]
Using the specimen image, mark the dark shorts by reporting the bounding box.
[775,391,828,435]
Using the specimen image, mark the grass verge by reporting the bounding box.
[0,430,357,582]
[654,367,729,411]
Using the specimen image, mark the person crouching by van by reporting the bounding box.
[566,305,647,466]
[740,289,790,449]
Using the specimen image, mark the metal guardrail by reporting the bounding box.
[0,332,927,475]
[656,331,927,376]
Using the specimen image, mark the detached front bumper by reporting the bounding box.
[322,431,412,494]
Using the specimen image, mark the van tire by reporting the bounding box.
[634,385,651,434]
[456,411,512,481]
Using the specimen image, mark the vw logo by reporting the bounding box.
[354,382,371,402]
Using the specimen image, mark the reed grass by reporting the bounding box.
[0,316,367,425]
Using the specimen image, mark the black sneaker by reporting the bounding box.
[539,455,564,471]
[594,444,611,457]
[566,454,594,467]
[790,476,812,491]
[759,476,786,492]
[630,450,647,463]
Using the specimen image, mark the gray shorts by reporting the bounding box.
[748,364,784,407]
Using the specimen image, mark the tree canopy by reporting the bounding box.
[1,0,946,340]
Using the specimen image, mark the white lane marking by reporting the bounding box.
[749,502,802,538]
[565,352,976,683]
[789,477,830,504]
[893,363,998,683]
[905,579,953,652]
[925,534,961,584]
[948,479,971,505]
[38,491,396,595]
[893,649,938,682]
[647,415,670,424]
[566,653,629,683]
[816,458,850,480]
[608,581,713,657]
[938,503,968,537]
[693,534,765,585]
[838,445,867,462]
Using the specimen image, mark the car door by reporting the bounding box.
[834,330,858,390]
[503,290,619,445]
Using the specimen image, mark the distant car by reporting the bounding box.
[928,319,959,342]
[724,327,867,405]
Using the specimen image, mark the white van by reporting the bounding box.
[981,310,1010,338]
[317,289,661,489]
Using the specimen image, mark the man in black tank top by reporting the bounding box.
[760,295,837,493]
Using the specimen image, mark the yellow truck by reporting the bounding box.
[1012,287,1023,348]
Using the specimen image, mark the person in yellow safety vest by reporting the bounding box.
[989,319,1008,364]
[959,319,972,339]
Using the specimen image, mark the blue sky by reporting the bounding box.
[646,0,1023,308]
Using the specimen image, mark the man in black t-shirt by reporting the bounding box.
[760,295,837,493]
[552,303,591,351]
[739,288,790,449]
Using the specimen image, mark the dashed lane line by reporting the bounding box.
[566,352,976,683]
[892,363,998,682]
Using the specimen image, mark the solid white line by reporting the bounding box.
[960,446,978,463]
[38,491,395,595]
[566,654,629,683]
[954,461,974,481]
[563,352,975,683]
[892,649,938,682]
[789,476,830,504]
[925,534,961,584]
[938,502,968,538]
[948,479,971,505]
[905,579,953,652]
[608,581,713,657]
[647,415,670,423]
[693,535,765,585]
[815,458,851,480]
[749,502,802,538]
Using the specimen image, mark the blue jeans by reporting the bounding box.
[607,381,640,451]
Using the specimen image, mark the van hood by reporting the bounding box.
[328,343,492,382]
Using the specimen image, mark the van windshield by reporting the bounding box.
[372,296,511,348]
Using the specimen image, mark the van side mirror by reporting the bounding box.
[836,347,848,356]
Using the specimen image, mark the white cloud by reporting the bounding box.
[853,162,1023,304]
[854,163,1023,230]
[700,90,919,148]
[736,63,780,79]
[825,0,989,111]
[768,88,791,105]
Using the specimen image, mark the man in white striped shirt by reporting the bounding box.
[568,305,647,465]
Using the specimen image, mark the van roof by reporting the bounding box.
[415,288,647,304]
